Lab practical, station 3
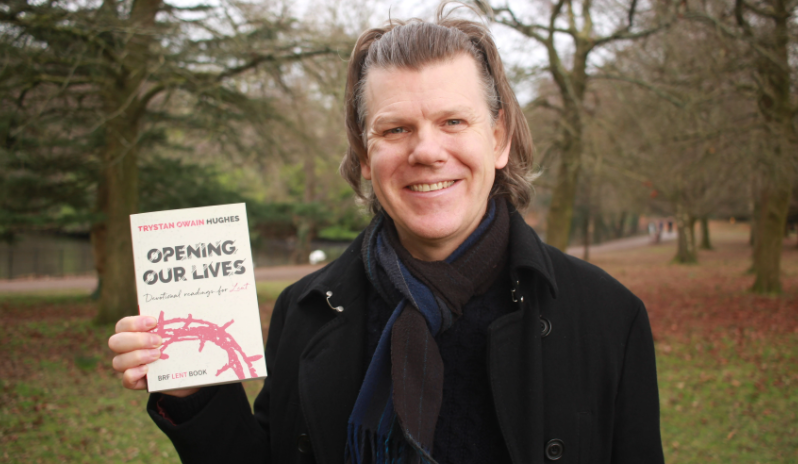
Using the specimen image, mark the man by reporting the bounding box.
[109,9,664,464]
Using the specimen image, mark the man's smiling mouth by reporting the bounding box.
[408,181,456,192]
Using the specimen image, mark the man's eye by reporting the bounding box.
[385,127,406,135]
[446,119,463,126]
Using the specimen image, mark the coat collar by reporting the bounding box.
[297,232,366,307]
[507,206,559,299]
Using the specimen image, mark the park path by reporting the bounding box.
[0,233,675,293]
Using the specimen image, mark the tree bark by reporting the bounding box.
[615,212,628,239]
[96,119,140,324]
[90,179,108,299]
[674,205,697,264]
[582,210,592,262]
[751,175,791,294]
[700,215,712,250]
[291,149,318,265]
[546,107,584,251]
[95,0,161,324]
[749,0,794,295]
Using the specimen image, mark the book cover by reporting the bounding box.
[129,203,267,392]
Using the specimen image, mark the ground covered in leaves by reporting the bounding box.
[592,223,798,463]
[1,222,796,463]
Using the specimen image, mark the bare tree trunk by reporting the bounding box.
[90,179,107,300]
[95,0,160,324]
[751,176,791,294]
[615,212,628,239]
[546,108,583,251]
[700,215,712,250]
[96,119,140,324]
[749,187,758,247]
[747,0,794,294]
[292,151,317,265]
[674,205,697,264]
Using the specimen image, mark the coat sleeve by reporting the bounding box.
[610,303,665,464]
[146,287,294,464]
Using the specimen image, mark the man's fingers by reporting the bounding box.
[108,331,162,354]
[122,364,149,390]
[115,315,157,334]
[112,348,163,373]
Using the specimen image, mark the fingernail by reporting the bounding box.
[150,334,162,347]
[140,364,149,375]
[150,348,162,359]
[144,316,157,329]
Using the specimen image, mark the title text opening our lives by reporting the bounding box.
[140,239,246,286]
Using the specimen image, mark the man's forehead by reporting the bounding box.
[363,56,485,110]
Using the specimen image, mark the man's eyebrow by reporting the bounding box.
[434,106,478,119]
[370,114,406,129]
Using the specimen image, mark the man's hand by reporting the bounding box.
[108,316,199,397]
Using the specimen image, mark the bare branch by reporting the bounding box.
[566,0,578,34]
[593,73,686,108]
[490,6,549,43]
[740,0,781,19]
[528,96,565,114]
[628,0,639,29]
[549,0,568,42]
[734,0,754,36]
[683,12,790,73]
[592,19,674,49]
[216,47,338,81]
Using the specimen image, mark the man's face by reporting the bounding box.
[361,54,511,261]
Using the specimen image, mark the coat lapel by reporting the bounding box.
[297,239,369,464]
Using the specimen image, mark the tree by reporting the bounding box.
[476,0,675,250]
[685,0,797,293]
[585,19,751,264]
[0,0,340,323]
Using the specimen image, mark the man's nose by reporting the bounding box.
[408,127,447,167]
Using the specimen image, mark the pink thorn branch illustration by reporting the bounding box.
[151,311,263,379]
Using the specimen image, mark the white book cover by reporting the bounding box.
[130,203,267,392]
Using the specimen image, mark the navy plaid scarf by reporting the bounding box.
[346,199,509,464]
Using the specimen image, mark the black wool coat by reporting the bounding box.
[149,209,665,464]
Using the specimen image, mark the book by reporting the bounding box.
[130,203,267,392]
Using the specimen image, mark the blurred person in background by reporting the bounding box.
[109,6,664,464]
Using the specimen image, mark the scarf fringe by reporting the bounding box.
[346,421,435,464]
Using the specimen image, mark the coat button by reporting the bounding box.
[540,317,552,337]
[545,438,564,460]
[297,433,312,454]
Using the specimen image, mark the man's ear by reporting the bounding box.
[360,155,372,180]
[494,110,511,170]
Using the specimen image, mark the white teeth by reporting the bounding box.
[409,181,455,192]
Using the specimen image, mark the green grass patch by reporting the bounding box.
[256,280,292,302]
[0,291,92,307]
[657,333,798,463]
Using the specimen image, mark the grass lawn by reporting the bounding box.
[1,222,796,463]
